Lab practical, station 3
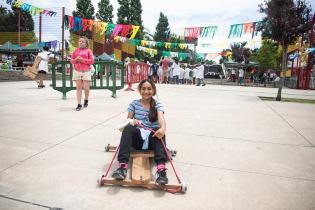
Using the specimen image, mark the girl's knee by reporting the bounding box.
[122,124,136,133]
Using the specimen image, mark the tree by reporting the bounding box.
[154,12,170,42]
[231,42,251,64]
[73,0,95,19]
[96,0,113,22]
[250,39,280,72]
[117,0,130,24]
[259,0,312,100]
[130,0,144,39]
[0,6,36,43]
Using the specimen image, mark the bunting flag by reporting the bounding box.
[200,26,218,38]
[73,17,82,32]
[185,27,201,38]
[105,23,115,36]
[114,36,195,50]
[252,21,262,39]
[136,46,189,61]
[4,0,57,16]
[136,46,158,56]
[171,21,261,41]
[39,40,58,49]
[121,25,132,37]
[63,15,140,38]
[111,24,123,38]
[228,24,244,38]
[244,22,254,34]
[130,26,140,39]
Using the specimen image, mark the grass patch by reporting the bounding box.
[259,96,315,104]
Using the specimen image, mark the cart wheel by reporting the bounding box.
[181,182,187,193]
[105,144,110,152]
[97,174,104,186]
[172,150,177,157]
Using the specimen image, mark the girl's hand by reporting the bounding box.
[152,128,165,139]
[76,56,82,62]
[133,119,142,126]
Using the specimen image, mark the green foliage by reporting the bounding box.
[130,0,144,39]
[258,0,311,100]
[73,0,95,19]
[250,39,280,71]
[117,0,130,24]
[259,0,312,46]
[154,12,169,42]
[0,6,34,32]
[96,0,113,22]
[116,0,144,39]
[0,6,36,44]
[231,42,250,63]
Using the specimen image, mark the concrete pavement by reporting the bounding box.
[0,81,315,210]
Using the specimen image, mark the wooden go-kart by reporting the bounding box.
[23,56,41,82]
[98,144,187,193]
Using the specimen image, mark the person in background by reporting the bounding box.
[70,36,94,111]
[179,64,185,84]
[196,62,206,86]
[37,46,53,88]
[150,59,159,83]
[185,65,192,84]
[172,59,180,84]
[238,68,244,86]
[157,61,163,83]
[162,56,170,83]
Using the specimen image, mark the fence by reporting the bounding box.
[125,62,149,91]
[51,60,124,99]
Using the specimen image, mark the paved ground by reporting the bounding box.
[0,81,315,210]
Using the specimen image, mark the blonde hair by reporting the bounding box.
[79,36,89,48]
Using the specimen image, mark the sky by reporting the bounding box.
[1,0,315,55]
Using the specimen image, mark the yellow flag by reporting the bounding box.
[130,26,140,39]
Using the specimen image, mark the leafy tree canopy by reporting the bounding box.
[96,0,113,22]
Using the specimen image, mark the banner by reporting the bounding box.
[63,15,140,38]
[114,36,194,50]
[136,46,189,60]
[4,0,57,16]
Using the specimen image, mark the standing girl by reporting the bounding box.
[112,79,168,185]
[71,37,94,111]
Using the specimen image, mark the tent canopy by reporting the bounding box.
[0,41,42,53]
[0,41,19,52]
[95,52,115,61]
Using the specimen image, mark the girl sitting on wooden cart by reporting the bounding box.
[112,79,168,185]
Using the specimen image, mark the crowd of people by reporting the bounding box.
[146,56,206,86]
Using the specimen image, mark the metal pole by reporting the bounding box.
[18,9,20,46]
[61,7,65,62]
[39,12,42,43]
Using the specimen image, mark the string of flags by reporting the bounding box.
[228,22,262,39]
[63,15,139,38]
[114,36,195,50]
[4,0,57,16]
[170,21,262,40]
[136,46,189,61]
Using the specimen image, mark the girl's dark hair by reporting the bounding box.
[138,79,158,122]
